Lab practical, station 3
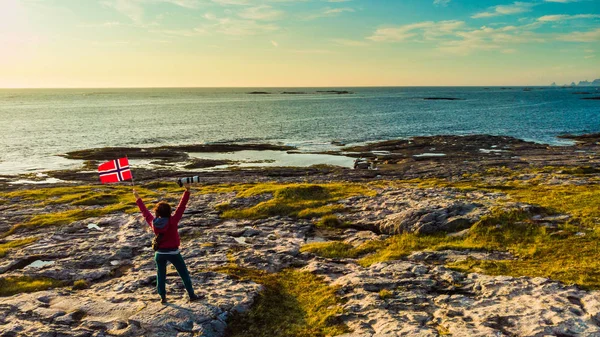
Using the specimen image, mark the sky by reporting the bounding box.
[0,0,598,87]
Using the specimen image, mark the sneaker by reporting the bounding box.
[189,294,204,302]
[160,295,167,304]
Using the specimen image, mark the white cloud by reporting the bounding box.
[472,2,534,19]
[368,20,465,42]
[292,49,333,54]
[201,14,279,35]
[538,14,600,22]
[238,5,283,21]
[150,28,206,37]
[331,38,368,46]
[162,0,200,8]
[102,0,145,23]
[369,20,547,55]
[545,0,579,2]
[210,0,250,5]
[101,0,202,23]
[323,7,354,15]
[557,28,600,42]
[304,7,355,19]
[434,0,451,7]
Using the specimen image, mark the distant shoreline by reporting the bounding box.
[3,85,600,90]
[1,133,597,187]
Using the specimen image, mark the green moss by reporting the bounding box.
[0,184,160,208]
[437,325,452,336]
[358,233,464,267]
[215,202,232,212]
[447,231,600,289]
[315,214,344,229]
[0,276,64,296]
[22,209,102,229]
[301,241,357,259]
[506,185,600,227]
[0,184,173,237]
[301,240,384,261]
[379,289,393,300]
[72,279,89,290]
[222,183,373,219]
[368,173,600,288]
[297,205,345,219]
[215,265,348,337]
[351,204,600,288]
[356,209,541,266]
[534,166,600,175]
[71,193,119,206]
[194,183,248,195]
[0,237,38,258]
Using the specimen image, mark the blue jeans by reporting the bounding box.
[154,252,195,298]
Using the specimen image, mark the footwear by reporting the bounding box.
[160,295,167,304]
[189,294,203,302]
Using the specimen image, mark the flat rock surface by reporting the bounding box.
[1,134,600,336]
[2,186,600,336]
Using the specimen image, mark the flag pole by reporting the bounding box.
[126,155,135,187]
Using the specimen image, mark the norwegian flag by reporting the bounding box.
[98,157,132,184]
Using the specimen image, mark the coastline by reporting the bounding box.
[0,132,599,336]
[1,133,597,187]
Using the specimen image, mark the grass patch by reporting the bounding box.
[353,205,600,288]
[366,174,600,288]
[215,265,348,337]
[315,214,344,229]
[221,183,374,219]
[0,183,191,237]
[447,232,600,289]
[301,240,384,261]
[2,205,134,238]
[0,276,64,297]
[72,279,89,290]
[0,237,38,258]
[71,193,119,206]
[356,209,542,267]
[215,202,232,212]
[505,184,600,227]
[297,205,345,219]
[358,232,466,267]
[301,242,357,259]
[379,289,393,300]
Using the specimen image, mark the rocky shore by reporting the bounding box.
[1,134,599,336]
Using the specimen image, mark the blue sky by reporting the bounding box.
[1,0,598,87]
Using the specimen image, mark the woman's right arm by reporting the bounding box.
[133,189,154,226]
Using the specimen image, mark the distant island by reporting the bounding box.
[551,79,600,87]
[248,90,353,95]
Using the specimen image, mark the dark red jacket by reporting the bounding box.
[136,191,190,250]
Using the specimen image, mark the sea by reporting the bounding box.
[0,87,598,175]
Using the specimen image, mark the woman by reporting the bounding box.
[133,184,201,304]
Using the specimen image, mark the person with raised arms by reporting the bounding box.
[133,184,201,304]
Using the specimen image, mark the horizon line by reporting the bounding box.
[0,85,582,90]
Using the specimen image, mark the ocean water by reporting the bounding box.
[0,87,598,175]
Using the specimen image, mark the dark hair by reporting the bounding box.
[154,202,172,218]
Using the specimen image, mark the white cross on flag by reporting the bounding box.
[98,157,132,184]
